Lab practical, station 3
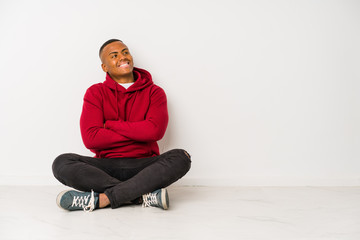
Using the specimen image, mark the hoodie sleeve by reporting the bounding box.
[105,87,168,142]
[80,86,134,150]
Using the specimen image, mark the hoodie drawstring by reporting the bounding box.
[127,91,137,119]
[114,82,119,120]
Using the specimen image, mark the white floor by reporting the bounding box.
[0,186,359,240]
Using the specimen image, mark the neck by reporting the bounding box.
[111,73,134,84]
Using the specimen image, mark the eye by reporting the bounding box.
[111,54,117,58]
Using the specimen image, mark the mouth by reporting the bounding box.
[118,61,130,68]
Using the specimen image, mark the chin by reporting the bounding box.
[117,69,132,74]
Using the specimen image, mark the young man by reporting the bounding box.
[52,39,191,212]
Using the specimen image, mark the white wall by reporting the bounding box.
[0,0,359,186]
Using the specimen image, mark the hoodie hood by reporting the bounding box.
[103,67,153,93]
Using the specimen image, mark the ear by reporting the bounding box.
[101,63,108,73]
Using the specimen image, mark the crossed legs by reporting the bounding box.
[52,149,191,210]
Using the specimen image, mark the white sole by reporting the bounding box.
[161,188,169,210]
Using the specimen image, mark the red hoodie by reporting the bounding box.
[80,67,168,158]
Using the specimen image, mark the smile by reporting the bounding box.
[119,62,130,68]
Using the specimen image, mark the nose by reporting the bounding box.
[118,54,127,61]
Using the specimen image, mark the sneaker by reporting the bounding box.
[142,188,169,210]
[56,189,99,212]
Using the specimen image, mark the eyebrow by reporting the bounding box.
[108,48,129,56]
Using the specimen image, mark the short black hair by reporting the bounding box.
[99,39,123,57]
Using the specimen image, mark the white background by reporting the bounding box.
[0,0,359,186]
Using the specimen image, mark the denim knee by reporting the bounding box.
[52,153,74,181]
[180,149,192,174]
[165,149,192,175]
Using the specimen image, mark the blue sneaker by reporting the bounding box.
[142,188,169,210]
[56,189,99,212]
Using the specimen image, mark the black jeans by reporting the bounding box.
[52,149,191,208]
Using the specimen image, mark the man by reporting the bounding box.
[52,39,191,212]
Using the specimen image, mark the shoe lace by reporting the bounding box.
[83,190,95,212]
[142,192,158,208]
[71,194,89,208]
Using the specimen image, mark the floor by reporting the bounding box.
[0,186,359,240]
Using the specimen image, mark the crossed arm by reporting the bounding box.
[80,87,168,150]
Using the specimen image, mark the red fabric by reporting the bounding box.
[80,67,168,158]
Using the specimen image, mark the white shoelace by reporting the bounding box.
[142,192,158,208]
[83,190,95,212]
[70,190,95,212]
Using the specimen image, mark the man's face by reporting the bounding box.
[100,41,134,78]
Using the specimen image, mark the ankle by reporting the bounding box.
[99,193,110,208]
